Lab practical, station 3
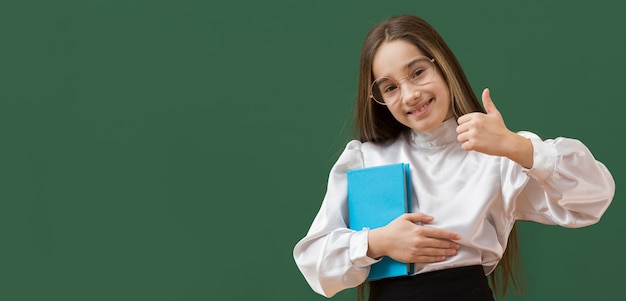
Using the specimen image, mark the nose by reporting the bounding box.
[400,81,422,105]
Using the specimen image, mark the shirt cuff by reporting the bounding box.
[349,229,381,268]
[522,138,556,181]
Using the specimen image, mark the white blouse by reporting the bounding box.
[293,118,614,298]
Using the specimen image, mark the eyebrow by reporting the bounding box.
[376,57,424,79]
[405,57,424,70]
[376,77,393,85]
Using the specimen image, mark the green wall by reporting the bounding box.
[1,1,623,300]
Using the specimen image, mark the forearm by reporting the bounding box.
[504,132,534,169]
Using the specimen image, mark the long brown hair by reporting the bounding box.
[354,15,523,299]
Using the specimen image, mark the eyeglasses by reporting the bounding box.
[369,56,436,105]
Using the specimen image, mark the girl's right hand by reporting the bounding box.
[366,212,461,263]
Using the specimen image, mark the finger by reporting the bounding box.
[455,121,470,135]
[423,238,461,250]
[456,112,477,125]
[414,236,461,250]
[412,255,447,263]
[420,227,461,240]
[402,212,434,224]
[457,132,469,145]
[460,140,474,152]
[408,251,456,263]
[482,88,499,115]
[423,227,461,240]
[419,246,459,256]
[458,133,476,151]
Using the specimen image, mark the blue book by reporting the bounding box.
[347,163,413,281]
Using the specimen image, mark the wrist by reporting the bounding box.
[506,133,534,168]
[366,228,385,259]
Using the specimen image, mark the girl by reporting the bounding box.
[293,15,614,300]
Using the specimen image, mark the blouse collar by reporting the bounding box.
[409,118,458,148]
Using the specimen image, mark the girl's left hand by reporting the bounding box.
[456,88,533,168]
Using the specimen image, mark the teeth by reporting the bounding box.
[409,100,431,114]
[417,101,429,111]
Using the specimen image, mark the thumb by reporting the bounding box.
[403,212,435,224]
[482,88,499,115]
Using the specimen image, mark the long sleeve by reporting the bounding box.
[293,123,616,297]
[293,140,377,298]
[505,132,615,226]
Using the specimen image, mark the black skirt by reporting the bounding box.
[368,265,495,301]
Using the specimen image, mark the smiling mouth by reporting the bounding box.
[408,99,433,115]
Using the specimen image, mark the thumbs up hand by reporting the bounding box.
[456,88,534,168]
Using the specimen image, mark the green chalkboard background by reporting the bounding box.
[1,1,623,300]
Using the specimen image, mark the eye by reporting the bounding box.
[382,84,398,94]
[410,67,426,80]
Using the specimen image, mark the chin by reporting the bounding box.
[407,118,444,132]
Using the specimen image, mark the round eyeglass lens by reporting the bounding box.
[370,57,435,105]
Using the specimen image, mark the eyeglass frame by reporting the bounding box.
[368,56,437,106]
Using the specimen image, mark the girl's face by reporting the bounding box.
[372,40,452,132]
